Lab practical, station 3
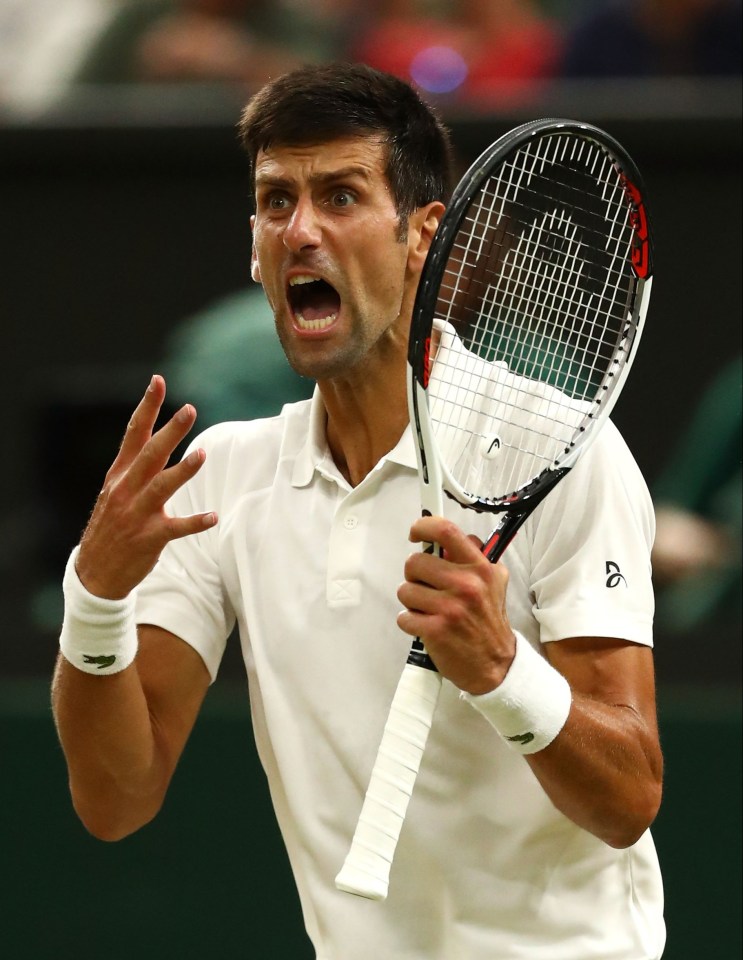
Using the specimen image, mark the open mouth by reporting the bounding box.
[288,275,341,331]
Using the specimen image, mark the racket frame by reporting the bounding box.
[409,119,652,528]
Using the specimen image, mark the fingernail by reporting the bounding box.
[177,404,193,423]
[203,512,217,528]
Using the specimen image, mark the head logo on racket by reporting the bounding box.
[481,434,503,459]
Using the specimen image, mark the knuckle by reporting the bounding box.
[438,596,460,624]
[148,472,168,501]
[397,581,414,607]
[458,577,481,606]
[101,477,128,509]
[438,518,459,541]
[126,410,141,433]
[138,438,160,464]
[147,472,172,504]
[493,563,510,588]
[403,553,420,579]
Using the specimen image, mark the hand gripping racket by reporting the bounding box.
[335,118,653,900]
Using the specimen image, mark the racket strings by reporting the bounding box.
[429,134,639,501]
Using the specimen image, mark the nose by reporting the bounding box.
[283,197,322,253]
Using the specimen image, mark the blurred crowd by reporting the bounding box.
[1,0,741,112]
[2,0,740,648]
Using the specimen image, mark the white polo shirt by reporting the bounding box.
[137,391,665,960]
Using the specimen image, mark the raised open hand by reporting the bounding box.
[76,375,216,599]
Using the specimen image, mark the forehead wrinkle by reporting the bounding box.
[254,136,388,190]
[255,165,376,192]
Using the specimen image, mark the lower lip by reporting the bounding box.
[292,313,340,336]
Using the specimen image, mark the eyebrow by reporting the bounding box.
[255,166,374,190]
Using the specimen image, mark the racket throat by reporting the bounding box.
[482,511,533,563]
[483,521,523,563]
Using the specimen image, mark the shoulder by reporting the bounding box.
[182,399,314,499]
[586,420,650,498]
[531,420,654,549]
[567,419,651,511]
[194,397,312,455]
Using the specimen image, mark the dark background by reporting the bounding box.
[1,78,741,958]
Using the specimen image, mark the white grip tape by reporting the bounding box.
[460,631,571,754]
[335,663,442,901]
[59,546,138,676]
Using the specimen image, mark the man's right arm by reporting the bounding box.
[51,375,217,840]
[52,624,210,841]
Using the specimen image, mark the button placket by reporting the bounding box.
[326,484,375,608]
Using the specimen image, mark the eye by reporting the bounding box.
[329,190,356,208]
[268,194,290,210]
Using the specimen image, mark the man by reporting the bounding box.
[52,63,665,959]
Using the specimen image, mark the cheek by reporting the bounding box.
[375,245,410,302]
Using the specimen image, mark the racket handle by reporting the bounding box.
[335,662,442,900]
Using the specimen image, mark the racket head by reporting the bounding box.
[408,118,653,515]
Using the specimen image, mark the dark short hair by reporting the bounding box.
[238,62,454,231]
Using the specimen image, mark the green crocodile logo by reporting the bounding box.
[82,654,116,670]
[505,732,534,745]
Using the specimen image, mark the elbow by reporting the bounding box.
[603,779,663,849]
[84,822,133,843]
[80,815,142,843]
[72,792,160,843]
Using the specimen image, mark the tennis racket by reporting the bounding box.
[335,118,653,900]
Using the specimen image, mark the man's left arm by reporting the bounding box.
[397,516,663,849]
[527,635,662,848]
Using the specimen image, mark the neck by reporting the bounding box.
[320,355,409,488]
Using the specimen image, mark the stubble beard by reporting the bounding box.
[276,303,403,384]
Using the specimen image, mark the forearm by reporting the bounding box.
[460,633,663,848]
[50,378,214,839]
[526,694,663,848]
[52,653,169,841]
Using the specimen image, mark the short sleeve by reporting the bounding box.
[136,452,235,682]
[528,421,655,646]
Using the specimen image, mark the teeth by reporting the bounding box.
[289,275,319,286]
[295,312,337,331]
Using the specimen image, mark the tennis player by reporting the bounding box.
[52,63,665,959]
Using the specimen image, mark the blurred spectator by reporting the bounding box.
[560,0,742,78]
[651,356,741,633]
[0,0,117,111]
[72,0,358,86]
[161,284,313,428]
[456,0,564,99]
[353,0,562,104]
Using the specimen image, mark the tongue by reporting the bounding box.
[297,282,340,322]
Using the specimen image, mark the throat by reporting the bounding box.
[324,398,409,488]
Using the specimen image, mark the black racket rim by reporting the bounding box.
[410,118,653,379]
[408,118,653,514]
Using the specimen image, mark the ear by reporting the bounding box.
[407,201,446,275]
[251,252,262,284]
[250,215,262,283]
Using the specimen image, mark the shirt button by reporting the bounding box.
[343,515,358,530]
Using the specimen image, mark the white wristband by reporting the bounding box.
[59,546,138,675]
[461,632,571,754]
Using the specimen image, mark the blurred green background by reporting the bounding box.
[2,680,740,959]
